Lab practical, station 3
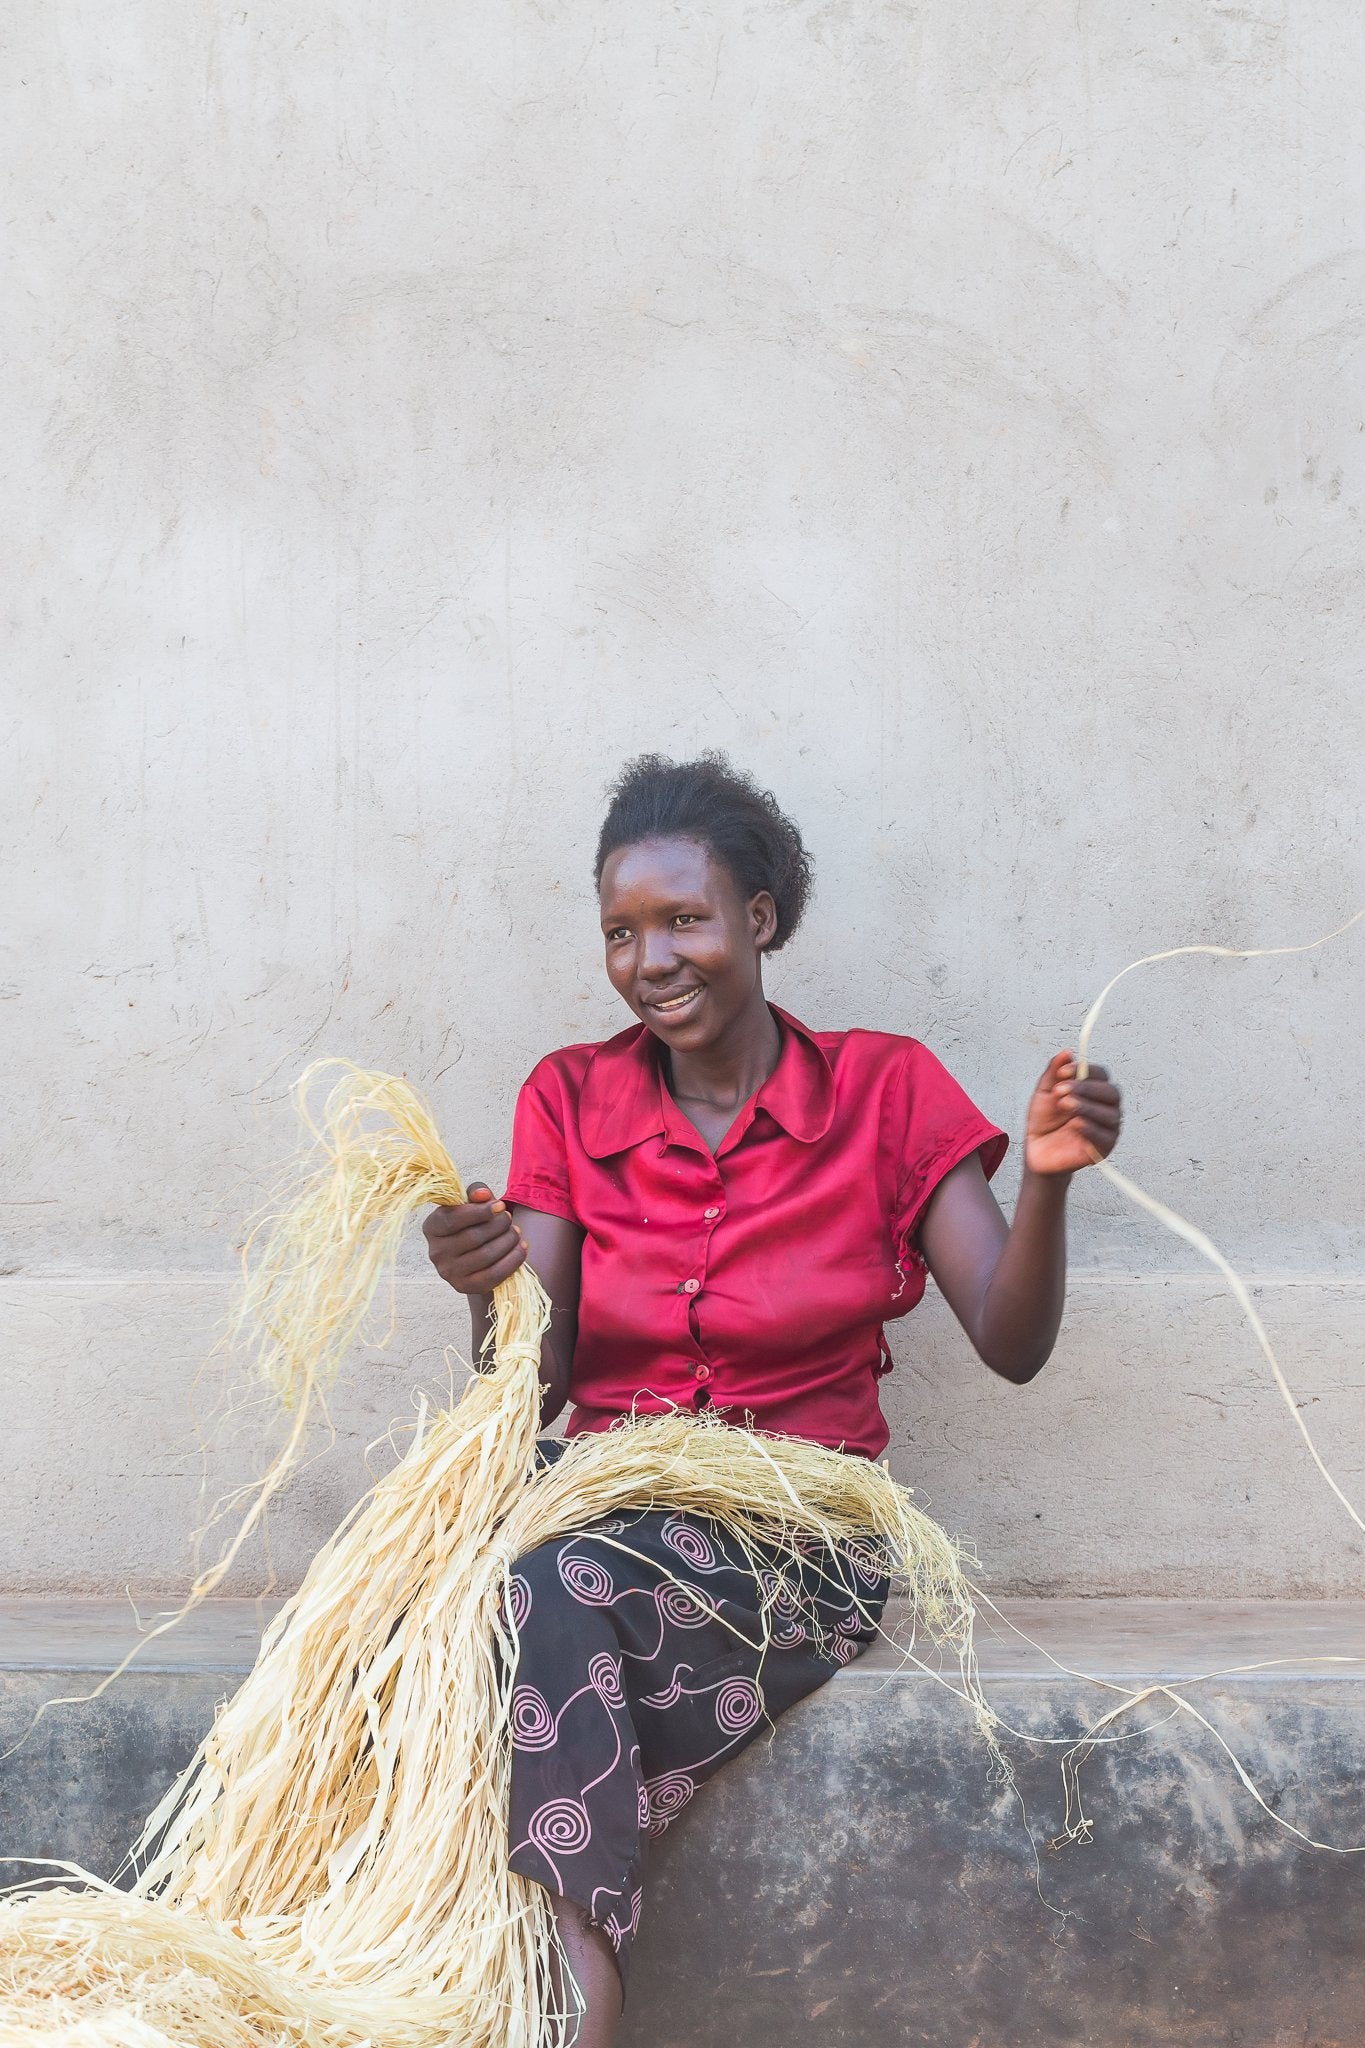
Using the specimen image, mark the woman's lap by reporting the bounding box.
[505,1474,890,1985]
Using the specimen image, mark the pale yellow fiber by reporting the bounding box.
[1075,907,1365,1536]
[1048,908,1365,1845]
[0,1061,990,2048]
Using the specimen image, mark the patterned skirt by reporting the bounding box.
[506,1442,891,1985]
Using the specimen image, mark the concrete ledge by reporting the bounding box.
[3,1600,1364,2045]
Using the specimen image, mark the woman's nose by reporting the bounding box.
[638,931,679,979]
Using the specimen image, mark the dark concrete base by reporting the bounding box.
[2,1599,1364,2045]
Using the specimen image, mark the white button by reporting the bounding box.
[703,1206,720,1219]
[683,1278,700,1293]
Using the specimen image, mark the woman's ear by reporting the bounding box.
[751,890,779,950]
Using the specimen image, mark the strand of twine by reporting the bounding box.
[1034,905,1365,1856]
[1073,904,1365,1538]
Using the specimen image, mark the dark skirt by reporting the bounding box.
[506,1442,891,1985]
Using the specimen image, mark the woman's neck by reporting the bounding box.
[665,993,782,1114]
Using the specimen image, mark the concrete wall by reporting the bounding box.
[3,1,1363,1596]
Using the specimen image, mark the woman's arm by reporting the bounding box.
[916,1052,1121,1385]
[423,1189,583,1428]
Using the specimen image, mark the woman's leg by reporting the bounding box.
[507,1506,888,2040]
[551,1895,623,2048]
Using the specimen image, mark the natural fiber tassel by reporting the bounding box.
[0,1063,991,2048]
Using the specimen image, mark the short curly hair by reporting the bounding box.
[594,752,813,953]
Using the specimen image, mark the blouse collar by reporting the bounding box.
[578,1003,836,1159]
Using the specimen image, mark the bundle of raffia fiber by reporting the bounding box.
[0,1062,991,2048]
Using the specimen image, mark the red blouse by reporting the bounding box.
[503,1006,1007,1459]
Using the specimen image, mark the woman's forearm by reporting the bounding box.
[921,1052,1122,1388]
[973,1166,1070,1382]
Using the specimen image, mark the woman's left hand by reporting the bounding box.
[1024,1051,1122,1177]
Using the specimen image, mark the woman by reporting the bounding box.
[424,754,1121,2045]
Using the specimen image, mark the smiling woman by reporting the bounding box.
[421,752,1123,2046]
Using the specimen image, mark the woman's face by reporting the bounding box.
[598,836,777,1052]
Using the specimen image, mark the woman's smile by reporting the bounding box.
[644,984,705,1019]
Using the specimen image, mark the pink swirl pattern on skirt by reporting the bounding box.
[655,1581,712,1629]
[845,1540,890,1588]
[511,1683,557,1752]
[506,1572,532,1631]
[644,1770,697,1830]
[661,1516,719,1571]
[559,1552,616,1605]
[587,1651,626,1708]
[714,1676,763,1734]
[528,1796,592,1856]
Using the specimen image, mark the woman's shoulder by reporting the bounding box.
[792,1015,939,1077]
[817,1024,923,1055]
[789,1017,976,1115]
[518,1024,644,1097]
[797,1019,1003,1173]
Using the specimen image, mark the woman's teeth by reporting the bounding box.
[654,987,702,1013]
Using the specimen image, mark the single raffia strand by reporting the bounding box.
[0,1061,991,2048]
[1074,906,1365,1540]
[1051,906,1365,1843]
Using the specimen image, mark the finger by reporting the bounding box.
[1064,1097,1121,1130]
[424,1201,500,1239]
[1064,1086,1121,1115]
[467,1241,528,1290]
[1070,1080,1120,1106]
[1059,1083,1120,1112]
[1044,1051,1075,1082]
[453,1232,519,1275]
[424,1204,472,1238]
[461,1206,519,1245]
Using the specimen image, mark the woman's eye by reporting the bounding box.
[606,928,630,943]
[673,914,697,929]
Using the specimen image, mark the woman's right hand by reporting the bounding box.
[423,1184,529,1296]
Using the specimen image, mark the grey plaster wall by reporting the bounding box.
[3,2,1363,1595]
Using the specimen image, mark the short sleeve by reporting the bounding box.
[503,1060,580,1224]
[891,1043,1008,1261]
